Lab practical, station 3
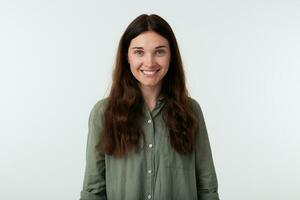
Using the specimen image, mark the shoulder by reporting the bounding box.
[91,97,109,113]
[187,96,206,124]
[88,97,109,123]
[187,96,202,113]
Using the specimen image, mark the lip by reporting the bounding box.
[140,69,160,71]
[140,69,160,76]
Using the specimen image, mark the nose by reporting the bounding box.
[144,54,155,67]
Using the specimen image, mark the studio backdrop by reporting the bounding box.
[0,0,299,199]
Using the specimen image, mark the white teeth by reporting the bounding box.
[141,70,159,76]
[143,70,156,75]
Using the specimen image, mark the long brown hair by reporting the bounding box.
[98,14,198,157]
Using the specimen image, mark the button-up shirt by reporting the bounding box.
[80,97,219,200]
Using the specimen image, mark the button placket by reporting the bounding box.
[145,112,154,200]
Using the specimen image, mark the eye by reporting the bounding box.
[155,49,166,56]
[134,50,144,56]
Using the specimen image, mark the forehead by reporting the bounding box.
[129,31,169,48]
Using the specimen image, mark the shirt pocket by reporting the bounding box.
[159,134,195,170]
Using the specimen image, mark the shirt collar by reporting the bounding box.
[142,95,166,118]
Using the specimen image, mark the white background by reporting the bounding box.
[1,0,299,199]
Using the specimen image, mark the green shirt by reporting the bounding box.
[80,97,219,200]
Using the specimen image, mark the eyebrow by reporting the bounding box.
[131,45,168,49]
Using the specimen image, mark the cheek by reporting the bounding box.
[130,63,141,72]
[128,57,141,69]
[159,57,170,69]
[129,62,141,76]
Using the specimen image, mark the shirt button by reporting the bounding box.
[148,170,152,174]
[147,119,152,123]
[147,194,151,199]
[148,144,153,148]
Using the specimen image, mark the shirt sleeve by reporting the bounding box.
[193,100,220,200]
[80,101,107,200]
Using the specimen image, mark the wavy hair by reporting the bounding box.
[98,14,198,157]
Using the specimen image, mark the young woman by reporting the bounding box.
[80,14,219,200]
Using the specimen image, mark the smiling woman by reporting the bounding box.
[127,31,171,110]
[80,14,220,200]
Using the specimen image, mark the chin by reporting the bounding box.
[139,82,159,88]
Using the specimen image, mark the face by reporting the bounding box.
[127,31,171,91]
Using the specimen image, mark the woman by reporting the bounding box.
[80,14,219,200]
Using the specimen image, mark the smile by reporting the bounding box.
[141,69,160,76]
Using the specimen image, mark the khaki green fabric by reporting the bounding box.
[80,97,219,200]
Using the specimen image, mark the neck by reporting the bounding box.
[139,83,162,104]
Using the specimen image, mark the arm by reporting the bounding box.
[193,100,219,200]
[80,101,107,200]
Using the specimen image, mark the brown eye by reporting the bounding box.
[134,50,144,56]
[156,49,165,56]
